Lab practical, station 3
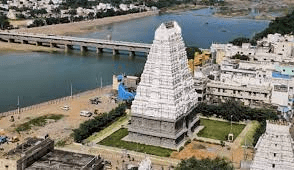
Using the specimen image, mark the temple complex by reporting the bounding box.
[128,21,199,150]
[250,120,294,170]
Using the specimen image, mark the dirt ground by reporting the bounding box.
[170,141,254,169]
[0,86,118,156]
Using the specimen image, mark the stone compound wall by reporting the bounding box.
[16,138,54,170]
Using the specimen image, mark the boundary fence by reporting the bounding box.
[0,85,112,118]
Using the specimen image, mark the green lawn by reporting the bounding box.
[98,128,173,157]
[86,115,128,143]
[197,118,246,141]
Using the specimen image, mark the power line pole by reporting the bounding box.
[100,77,103,88]
[17,96,20,114]
[70,81,73,98]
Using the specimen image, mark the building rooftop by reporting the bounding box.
[25,149,99,170]
[7,137,44,159]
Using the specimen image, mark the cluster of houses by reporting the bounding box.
[191,33,294,120]
[0,0,157,26]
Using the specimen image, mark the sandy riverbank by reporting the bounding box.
[0,86,118,155]
[0,42,63,53]
[0,11,158,53]
[15,11,158,36]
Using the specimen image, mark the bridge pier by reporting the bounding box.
[129,51,135,57]
[50,43,57,48]
[65,44,73,52]
[36,42,42,46]
[80,46,88,52]
[113,49,119,55]
[21,40,28,44]
[8,38,14,43]
[96,48,103,54]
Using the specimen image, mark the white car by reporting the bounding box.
[61,105,70,111]
[80,111,92,117]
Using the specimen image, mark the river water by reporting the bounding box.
[0,8,270,112]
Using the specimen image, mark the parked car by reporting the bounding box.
[0,136,7,144]
[89,97,101,105]
[80,111,92,117]
[61,105,70,111]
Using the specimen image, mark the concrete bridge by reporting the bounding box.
[0,32,151,56]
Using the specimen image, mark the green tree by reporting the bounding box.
[186,47,202,59]
[175,157,234,170]
[229,37,250,46]
[0,13,10,29]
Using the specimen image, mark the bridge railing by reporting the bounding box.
[0,32,152,48]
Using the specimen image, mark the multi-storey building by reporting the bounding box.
[195,59,294,119]
[211,33,294,64]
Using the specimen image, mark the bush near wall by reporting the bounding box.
[73,103,126,143]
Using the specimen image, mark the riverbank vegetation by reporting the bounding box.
[99,128,173,157]
[15,114,64,133]
[73,103,126,143]
[175,156,234,170]
[28,8,144,27]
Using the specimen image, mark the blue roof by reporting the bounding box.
[278,106,290,113]
[117,75,123,81]
[272,72,291,79]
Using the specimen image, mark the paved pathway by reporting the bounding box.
[232,120,254,149]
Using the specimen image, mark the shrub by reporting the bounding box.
[184,140,191,146]
[175,156,234,170]
[252,120,266,146]
[15,114,64,133]
[220,140,225,147]
[179,146,184,152]
[73,103,127,143]
[55,140,66,147]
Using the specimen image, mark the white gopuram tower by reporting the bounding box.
[128,21,199,149]
[250,120,294,170]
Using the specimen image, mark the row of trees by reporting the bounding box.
[230,10,294,46]
[59,0,196,10]
[73,103,127,143]
[252,120,266,146]
[194,99,278,147]
[176,157,234,170]
[230,53,250,61]
[28,8,143,28]
[0,13,10,30]
[194,99,279,122]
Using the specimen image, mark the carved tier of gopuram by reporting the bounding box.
[128,21,199,150]
[250,120,294,170]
